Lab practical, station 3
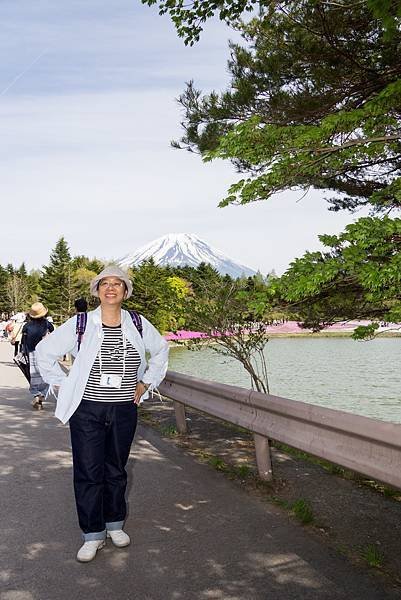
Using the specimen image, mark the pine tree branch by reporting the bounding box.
[314,134,401,153]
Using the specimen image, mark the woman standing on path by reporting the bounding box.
[36,265,169,563]
[22,303,54,409]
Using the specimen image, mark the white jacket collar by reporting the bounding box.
[92,306,128,327]
[92,306,102,325]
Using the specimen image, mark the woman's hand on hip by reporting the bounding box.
[134,381,149,405]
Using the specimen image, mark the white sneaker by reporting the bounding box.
[106,529,130,547]
[76,539,105,562]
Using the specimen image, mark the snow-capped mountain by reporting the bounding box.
[118,233,258,279]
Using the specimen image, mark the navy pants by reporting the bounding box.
[69,400,137,541]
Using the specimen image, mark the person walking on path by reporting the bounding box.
[21,303,54,410]
[61,298,88,362]
[9,312,26,356]
[36,265,169,563]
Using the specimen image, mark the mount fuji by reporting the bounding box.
[117,233,258,279]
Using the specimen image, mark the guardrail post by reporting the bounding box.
[173,401,188,434]
[254,434,273,481]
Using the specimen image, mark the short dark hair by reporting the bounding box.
[74,298,88,312]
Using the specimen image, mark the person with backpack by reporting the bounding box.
[21,303,54,410]
[74,297,88,314]
[36,265,169,563]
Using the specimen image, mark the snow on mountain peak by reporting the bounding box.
[117,233,258,278]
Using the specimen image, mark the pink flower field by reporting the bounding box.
[163,320,388,340]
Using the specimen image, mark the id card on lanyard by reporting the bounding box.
[99,332,127,388]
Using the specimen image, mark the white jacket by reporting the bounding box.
[36,307,169,424]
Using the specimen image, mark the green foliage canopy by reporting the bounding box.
[142,0,401,45]
[144,1,401,213]
[0,263,38,314]
[126,259,191,332]
[271,216,401,336]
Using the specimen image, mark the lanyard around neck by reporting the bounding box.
[98,330,127,378]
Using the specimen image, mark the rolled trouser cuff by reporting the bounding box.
[82,530,106,541]
[105,520,124,531]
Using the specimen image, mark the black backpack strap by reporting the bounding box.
[128,310,143,337]
[20,325,28,355]
[76,312,88,351]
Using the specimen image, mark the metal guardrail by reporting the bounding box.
[159,370,401,488]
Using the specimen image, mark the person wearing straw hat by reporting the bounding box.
[36,265,169,563]
[21,302,54,410]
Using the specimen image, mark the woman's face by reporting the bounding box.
[98,277,127,306]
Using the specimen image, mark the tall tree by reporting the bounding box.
[17,263,28,278]
[71,256,104,310]
[126,259,191,331]
[171,262,227,295]
[6,273,29,313]
[71,255,104,274]
[143,1,401,45]
[162,2,401,212]
[26,269,42,305]
[0,265,11,314]
[41,237,74,323]
[0,264,38,314]
[72,266,101,311]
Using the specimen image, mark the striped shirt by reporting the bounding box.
[82,324,141,403]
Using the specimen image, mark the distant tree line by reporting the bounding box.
[0,237,277,332]
[3,230,398,340]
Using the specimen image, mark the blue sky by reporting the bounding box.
[0,0,361,274]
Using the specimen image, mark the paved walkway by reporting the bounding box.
[1,342,400,600]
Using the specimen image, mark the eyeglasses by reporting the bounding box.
[98,280,125,289]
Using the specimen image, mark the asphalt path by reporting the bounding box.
[1,341,400,600]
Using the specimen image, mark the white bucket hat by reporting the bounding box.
[90,264,133,298]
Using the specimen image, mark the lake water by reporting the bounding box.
[168,337,401,424]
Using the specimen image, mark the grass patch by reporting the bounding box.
[360,544,384,568]
[324,463,345,476]
[233,464,253,478]
[272,441,401,501]
[383,486,401,499]
[206,456,253,479]
[159,424,178,437]
[202,454,256,481]
[207,456,227,471]
[270,496,291,510]
[336,544,348,556]
[291,498,314,524]
[140,412,181,438]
